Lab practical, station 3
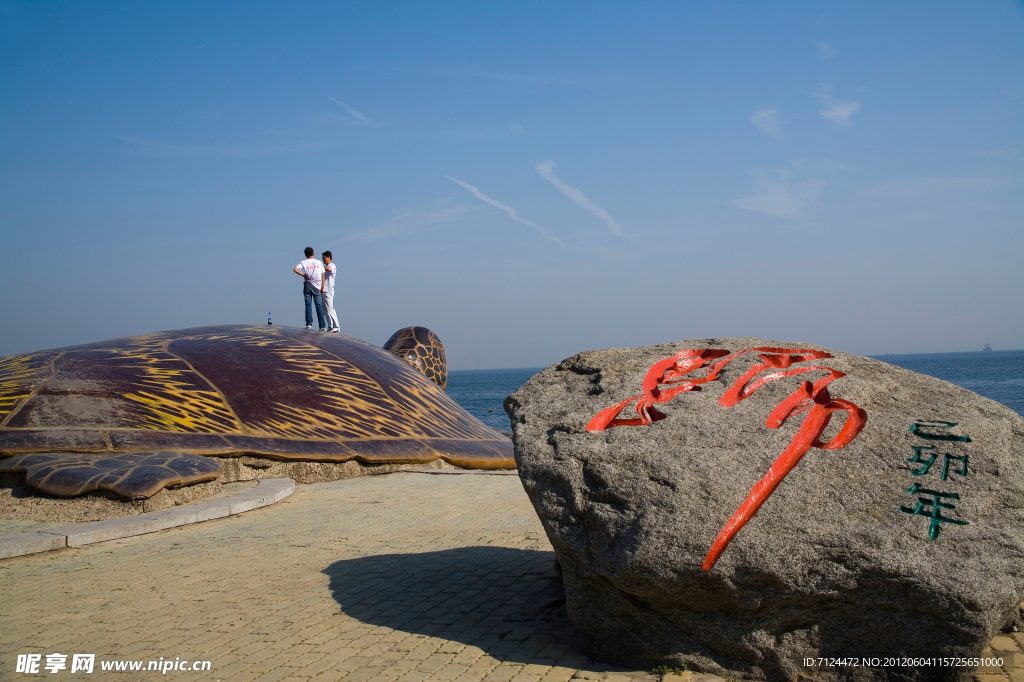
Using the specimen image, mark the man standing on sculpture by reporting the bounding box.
[293,247,326,331]
[321,250,340,333]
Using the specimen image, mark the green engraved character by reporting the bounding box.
[941,454,968,481]
[906,445,937,476]
[899,483,969,540]
[909,420,971,443]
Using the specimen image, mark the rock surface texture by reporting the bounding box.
[504,338,1024,682]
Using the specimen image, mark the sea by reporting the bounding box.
[447,350,1024,430]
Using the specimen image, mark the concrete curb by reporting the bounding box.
[0,478,295,560]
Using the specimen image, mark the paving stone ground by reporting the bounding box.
[0,474,654,682]
[1,472,1022,682]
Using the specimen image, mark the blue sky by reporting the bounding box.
[2,1,1022,369]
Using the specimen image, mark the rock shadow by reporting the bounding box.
[323,546,586,665]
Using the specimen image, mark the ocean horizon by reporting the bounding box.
[447,349,1024,429]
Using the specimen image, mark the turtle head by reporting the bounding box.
[383,327,448,390]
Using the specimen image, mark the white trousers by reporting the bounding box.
[323,291,339,331]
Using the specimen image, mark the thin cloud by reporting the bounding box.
[340,202,478,243]
[535,161,623,236]
[444,175,562,244]
[815,40,838,59]
[734,170,825,217]
[822,101,861,126]
[750,107,783,140]
[329,97,375,125]
[814,86,861,127]
[862,177,1016,197]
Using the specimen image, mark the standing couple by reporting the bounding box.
[293,247,340,332]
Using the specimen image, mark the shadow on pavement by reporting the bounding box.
[323,546,587,665]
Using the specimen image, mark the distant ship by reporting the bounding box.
[983,342,993,352]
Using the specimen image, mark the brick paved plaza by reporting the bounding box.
[1,472,1022,682]
[0,473,656,682]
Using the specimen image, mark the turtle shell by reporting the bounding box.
[383,327,447,389]
[0,325,513,499]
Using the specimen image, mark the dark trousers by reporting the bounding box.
[303,282,326,330]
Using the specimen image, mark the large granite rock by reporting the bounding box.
[504,338,1024,681]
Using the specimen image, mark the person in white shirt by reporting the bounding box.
[292,247,326,330]
[321,251,340,333]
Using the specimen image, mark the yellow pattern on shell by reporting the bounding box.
[236,332,426,439]
[0,326,499,442]
[100,335,242,434]
[0,352,54,422]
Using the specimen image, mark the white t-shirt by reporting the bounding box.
[296,258,325,291]
[324,262,337,294]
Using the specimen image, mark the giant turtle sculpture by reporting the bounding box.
[0,325,513,500]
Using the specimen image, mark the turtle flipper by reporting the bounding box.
[0,452,222,499]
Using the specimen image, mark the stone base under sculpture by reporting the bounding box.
[0,456,460,522]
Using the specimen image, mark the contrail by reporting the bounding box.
[536,161,623,236]
[444,175,562,244]
[329,97,373,124]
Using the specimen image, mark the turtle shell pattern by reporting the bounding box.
[0,325,512,499]
[383,327,447,390]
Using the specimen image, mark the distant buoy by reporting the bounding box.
[268,312,273,326]
[489,409,493,412]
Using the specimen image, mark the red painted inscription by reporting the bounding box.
[586,347,867,571]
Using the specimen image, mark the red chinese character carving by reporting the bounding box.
[587,347,867,571]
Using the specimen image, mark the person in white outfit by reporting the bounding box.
[292,247,326,330]
[321,251,340,333]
